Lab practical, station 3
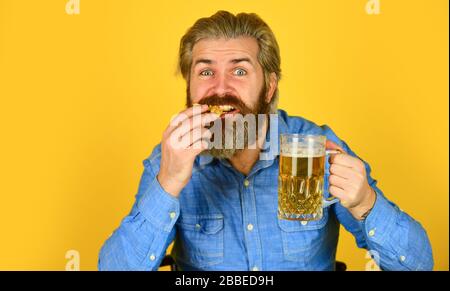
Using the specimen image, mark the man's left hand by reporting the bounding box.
[326,140,376,220]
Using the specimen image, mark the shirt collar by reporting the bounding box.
[197,153,214,167]
[260,110,289,159]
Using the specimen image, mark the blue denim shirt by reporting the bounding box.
[98,109,433,271]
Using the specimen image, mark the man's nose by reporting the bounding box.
[212,73,233,97]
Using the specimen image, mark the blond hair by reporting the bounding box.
[178,10,281,113]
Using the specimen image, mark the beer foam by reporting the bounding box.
[280,145,325,157]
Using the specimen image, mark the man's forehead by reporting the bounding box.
[192,37,259,64]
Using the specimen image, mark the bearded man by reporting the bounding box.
[98,11,432,271]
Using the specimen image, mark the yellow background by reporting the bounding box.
[0,0,448,271]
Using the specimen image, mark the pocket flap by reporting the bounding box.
[179,214,224,234]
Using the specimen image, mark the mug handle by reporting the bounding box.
[322,149,342,208]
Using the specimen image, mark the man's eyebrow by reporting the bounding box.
[193,57,255,67]
[230,58,254,66]
[193,58,214,66]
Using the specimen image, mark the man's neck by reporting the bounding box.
[228,148,261,176]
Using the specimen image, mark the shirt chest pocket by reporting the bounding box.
[176,214,224,268]
[277,210,329,263]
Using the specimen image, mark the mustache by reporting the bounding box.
[196,94,252,113]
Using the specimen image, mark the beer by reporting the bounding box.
[278,153,325,220]
[278,134,339,221]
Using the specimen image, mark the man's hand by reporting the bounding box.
[326,140,376,220]
[157,104,218,197]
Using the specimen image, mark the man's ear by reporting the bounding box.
[265,72,278,103]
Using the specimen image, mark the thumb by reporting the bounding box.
[326,140,346,154]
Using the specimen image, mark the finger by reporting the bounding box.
[182,127,212,148]
[165,104,209,135]
[329,153,364,171]
[181,127,203,148]
[329,163,354,179]
[168,126,212,151]
[329,185,345,200]
[329,174,349,189]
[171,113,218,142]
[326,140,347,153]
[189,139,210,154]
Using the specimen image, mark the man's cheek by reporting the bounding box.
[190,86,206,101]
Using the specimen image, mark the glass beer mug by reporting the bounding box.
[278,134,340,221]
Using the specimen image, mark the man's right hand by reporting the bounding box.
[157,104,218,197]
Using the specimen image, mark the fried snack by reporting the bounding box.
[208,105,234,115]
[192,103,234,115]
[209,105,223,115]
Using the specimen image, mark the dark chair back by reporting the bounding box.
[159,255,346,271]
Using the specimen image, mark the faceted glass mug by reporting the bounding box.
[278,134,339,221]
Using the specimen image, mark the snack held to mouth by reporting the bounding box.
[192,103,235,116]
[208,105,235,115]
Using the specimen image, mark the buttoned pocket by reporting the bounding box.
[176,214,224,268]
[277,209,329,263]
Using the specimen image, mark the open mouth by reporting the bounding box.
[208,105,240,117]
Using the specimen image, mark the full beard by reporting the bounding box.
[186,87,271,159]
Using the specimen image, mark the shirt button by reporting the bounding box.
[400,256,406,262]
[169,212,176,219]
[244,179,250,187]
[195,223,201,230]
[368,229,375,237]
[247,224,254,231]
[301,221,308,226]
[252,266,259,271]
[150,254,156,261]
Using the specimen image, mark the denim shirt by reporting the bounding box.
[98,109,433,271]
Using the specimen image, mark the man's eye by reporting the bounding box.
[234,68,247,76]
[200,70,213,76]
